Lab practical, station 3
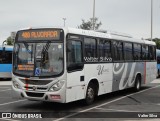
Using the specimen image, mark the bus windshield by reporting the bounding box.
[13,42,63,77]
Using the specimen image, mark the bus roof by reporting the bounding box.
[17,27,156,46]
[66,28,156,45]
[143,39,156,46]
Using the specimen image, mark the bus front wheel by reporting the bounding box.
[85,82,95,105]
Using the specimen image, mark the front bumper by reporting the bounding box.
[12,82,66,103]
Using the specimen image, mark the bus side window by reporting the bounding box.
[84,38,96,59]
[142,45,146,60]
[124,42,133,61]
[146,46,149,60]
[0,49,12,64]
[67,40,83,71]
[149,46,156,60]
[112,41,123,61]
[133,43,141,60]
[98,39,111,62]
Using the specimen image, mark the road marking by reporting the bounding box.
[0,89,11,92]
[0,99,27,106]
[0,87,11,88]
[0,118,20,121]
[95,107,138,112]
[151,79,160,83]
[0,81,12,85]
[54,84,160,121]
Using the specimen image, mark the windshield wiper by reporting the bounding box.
[42,41,51,53]
[40,41,51,67]
[24,42,31,53]
[14,44,20,70]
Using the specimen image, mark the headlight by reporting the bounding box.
[49,80,65,92]
[13,81,21,89]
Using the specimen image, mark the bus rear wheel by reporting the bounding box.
[134,75,141,91]
[157,70,160,78]
[85,82,96,105]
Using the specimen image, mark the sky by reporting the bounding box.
[0,0,160,44]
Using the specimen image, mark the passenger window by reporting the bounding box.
[98,39,112,62]
[84,38,97,59]
[124,42,133,61]
[133,44,141,60]
[112,41,123,61]
[0,50,12,64]
[149,46,156,60]
[142,45,149,60]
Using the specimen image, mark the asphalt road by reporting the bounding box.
[0,79,160,121]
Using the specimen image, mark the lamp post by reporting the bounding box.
[151,0,153,41]
[63,18,66,27]
[92,0,95,30]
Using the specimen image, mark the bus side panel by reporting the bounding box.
[112,62,144,91]
[84,64,113,96]
[0,64,12,72]
[0,64,12,78]
[66,70,85,103]
[145,62,157,84]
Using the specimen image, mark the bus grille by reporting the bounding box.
[24,86,47,91]
[26,92,44,97]
[20,79,52,85]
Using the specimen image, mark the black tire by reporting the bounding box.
[134,75,141,91]
[157,70,160,78]
[85,82,96,105]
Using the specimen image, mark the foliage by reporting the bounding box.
[145,38,160,49]
[4,36,14,45]
[152,38,160,49]
[78,17,102,30]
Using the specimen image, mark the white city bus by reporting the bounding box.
[12,27,157,104]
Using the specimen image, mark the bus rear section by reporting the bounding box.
[0,46,13,79]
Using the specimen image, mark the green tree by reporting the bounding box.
[152,38,160,49]
[6,36,14,45]
[78,17,102,30]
